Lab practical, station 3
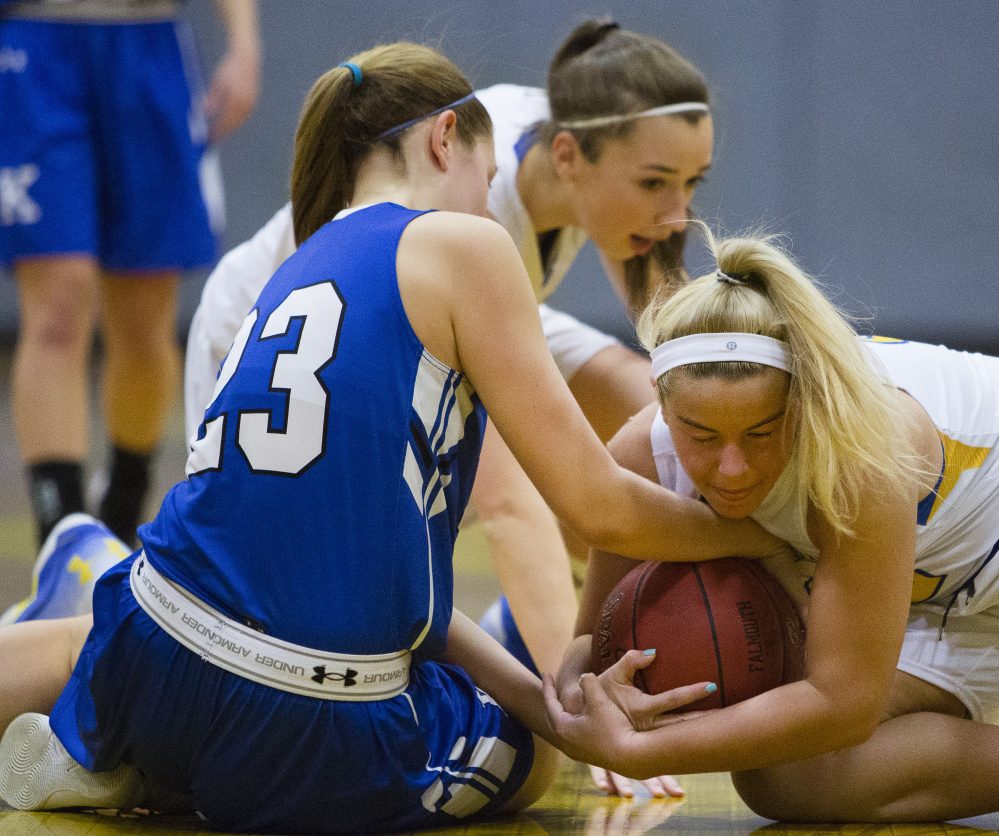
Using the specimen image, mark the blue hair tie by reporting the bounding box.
[337,62,362,87]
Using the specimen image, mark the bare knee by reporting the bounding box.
[733,760,887,823]
[732,768,819,822]
[16,259,99,354]
[498,737,561,814]
[567,345,654,443]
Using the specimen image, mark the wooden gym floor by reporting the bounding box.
[0,348,998,835]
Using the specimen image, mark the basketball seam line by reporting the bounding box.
[692,564,726,706]
[751,566,786,673]
[631,563,655,693]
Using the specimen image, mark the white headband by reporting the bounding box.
[557,102,709,131]
[650,332,792,381]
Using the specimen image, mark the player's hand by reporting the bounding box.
[542,668,713,771]
[598,649,715,732]
[588,764,685,799]
[543,671,636,768]
[204,46,260,143]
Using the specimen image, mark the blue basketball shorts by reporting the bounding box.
[50,555,535,834]
[0,19,223,271]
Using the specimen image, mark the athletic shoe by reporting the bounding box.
[0,713,141,811]
[0,513,132,627]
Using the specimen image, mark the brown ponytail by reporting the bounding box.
[291,43,492,245]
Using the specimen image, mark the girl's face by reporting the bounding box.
[662,367,793,518]
[558,114,713,261]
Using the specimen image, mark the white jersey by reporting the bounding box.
[184,85,615,442]
[476,84,588,302]
[651,338,999,615]
[183,203,296,441]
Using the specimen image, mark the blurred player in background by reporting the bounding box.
[0,0,260,547]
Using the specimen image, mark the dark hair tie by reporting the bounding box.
[715,269,751,285]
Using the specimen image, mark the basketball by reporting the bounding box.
[591,558,805,710]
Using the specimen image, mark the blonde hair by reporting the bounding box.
[636,231,919,536]
[291,43,492,246]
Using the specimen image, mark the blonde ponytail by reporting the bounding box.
[638,230,920,535]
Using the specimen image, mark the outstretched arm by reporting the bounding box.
[444,610,712,768]
[472,423,686,797]
[420,215,782,563]
[443,609,555,743]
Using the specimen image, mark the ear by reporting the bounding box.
[550,130,584,182]
[428,110,459,173]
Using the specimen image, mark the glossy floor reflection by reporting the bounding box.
[3,759,999,836]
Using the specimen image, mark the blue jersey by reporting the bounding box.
[140,203,486,662]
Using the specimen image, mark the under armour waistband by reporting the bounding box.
[129,554,411,701]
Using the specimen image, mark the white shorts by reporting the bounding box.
[897,603,999,724]
[539,303,620,382]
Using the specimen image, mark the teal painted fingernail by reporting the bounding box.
[643,649,656,656]
[705,683,717,694]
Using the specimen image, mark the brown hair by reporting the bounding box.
[541,20,710,314]
[543,20,709,159]
[291,43,492,245]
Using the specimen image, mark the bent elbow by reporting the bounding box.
[824,697,882,751]
[836,715,879,750]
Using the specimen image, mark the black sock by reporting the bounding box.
[98,446,153,546]
[28,461,85,548]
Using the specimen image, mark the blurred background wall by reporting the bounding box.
[2,0,996,352]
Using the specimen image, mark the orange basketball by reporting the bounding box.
[591,558,805,710]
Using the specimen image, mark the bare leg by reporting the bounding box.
[12,257,99,463]
[566,345,687,798]
[732,672,999,821]
[0,616,92,735]
[98,272,181,541]
[99,271,181,454]
[473,344,656,672]
[559,343,658,561]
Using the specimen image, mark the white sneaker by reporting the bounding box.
[0,514,132,627]
[0,713,142,811]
